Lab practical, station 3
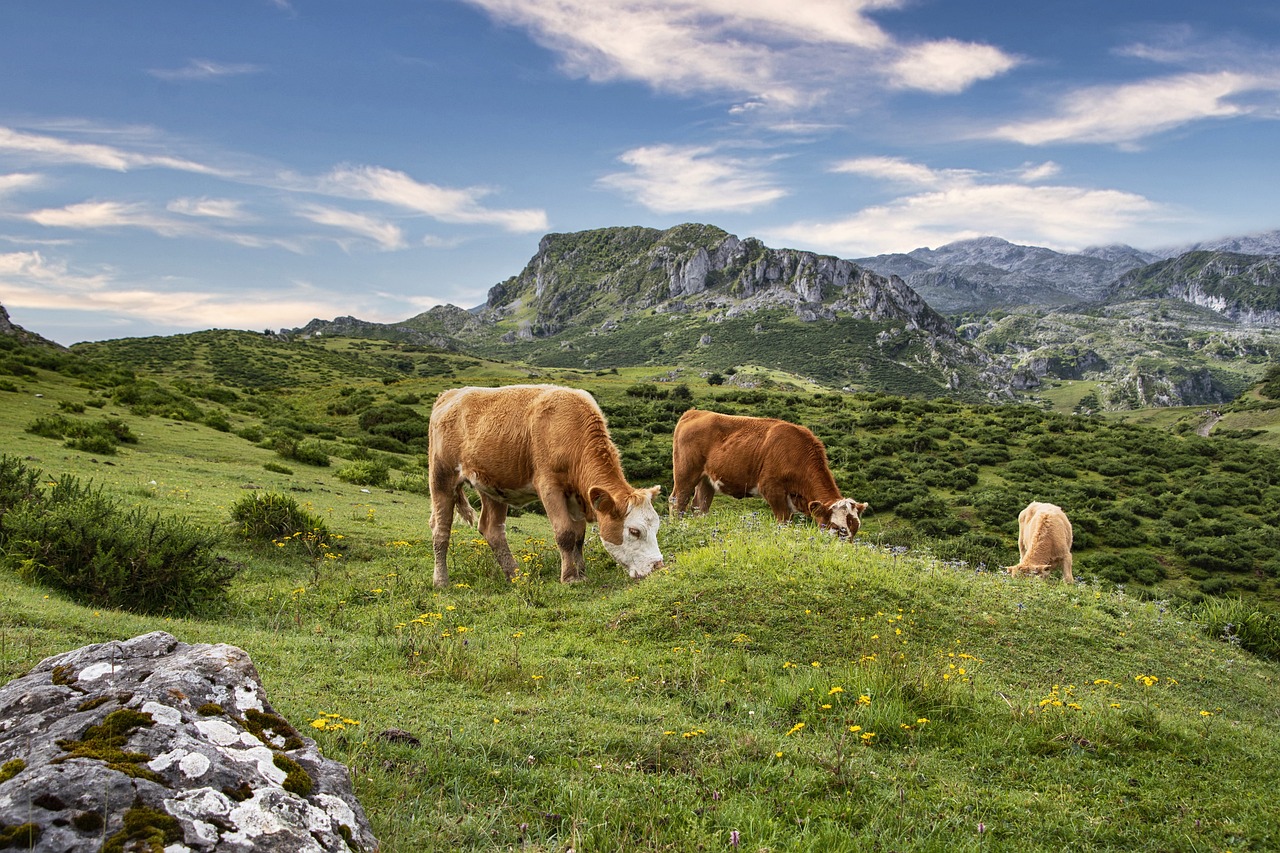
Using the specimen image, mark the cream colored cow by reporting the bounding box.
[1007,501,1073,583]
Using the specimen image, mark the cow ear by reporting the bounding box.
[856,501,869,513]
[647,485,662,497]
[808,500,829,521]
[589,486,616,515]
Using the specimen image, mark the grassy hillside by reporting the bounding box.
[15,329,1280,606]
[3,331,1280,849]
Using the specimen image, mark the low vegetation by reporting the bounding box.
[2,329,1280,849]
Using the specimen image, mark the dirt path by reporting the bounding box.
[1197,410,1223,437]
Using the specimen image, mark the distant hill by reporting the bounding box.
[855,237,1161,313]
[294,224,1014,402]
[279,223,1280,410]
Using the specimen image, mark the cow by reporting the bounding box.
[1007,501,1074,583]
[428,384,664,587]
[670,408,868,539]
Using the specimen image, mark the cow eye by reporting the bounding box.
[628,527,641,538]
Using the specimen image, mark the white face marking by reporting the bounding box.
[601,499,664,578]
[826,499,864,539]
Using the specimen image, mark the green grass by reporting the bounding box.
[4,334,1280,849]
[3,509,1278,851]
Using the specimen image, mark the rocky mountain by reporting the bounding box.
[287,223,1280,410]
[294,224,1012,400]
[1165,228,1280,258]
[0,303,64,349]
[1108,251,1280,325]
[855,237,1162,313]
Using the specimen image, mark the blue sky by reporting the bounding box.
[2,0,1279,345]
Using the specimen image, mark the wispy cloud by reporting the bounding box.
[770,157,1169,254]
[988,71,1273,146]
[296,204,406,250]
[0,172,43,196]
[0,125,220,174]
[314,165,549,232]
[148,59,265,81]
[1,124,547,244]
[0,250,393,331]
[167,197,249,220]
[598,143,787,213]
[462,0,1018,107]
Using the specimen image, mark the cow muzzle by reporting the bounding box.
[630,558,665,579]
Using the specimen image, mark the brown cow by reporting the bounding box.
[670,409,868,538]
[1007,501,1074,583]
[428,384,664,587]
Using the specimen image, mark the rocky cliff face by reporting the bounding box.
[482,224,956,341]
[1110,252,1280,325]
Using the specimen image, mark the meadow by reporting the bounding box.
[2,332,1280,850]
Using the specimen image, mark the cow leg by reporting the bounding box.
[429,466,457,589]
[477,496,519,581]
[760,486,794,524]
[540,488,587,582]
[1060,553,1074,584]
[671,450,706,517]
[692,478,715,514]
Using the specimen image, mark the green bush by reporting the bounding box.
[25,414,137,455]
[0,460,233,614]
[1190,597,1280,660]
[272,436,330,467]
[230,492,331,542]
[335,460,391,487]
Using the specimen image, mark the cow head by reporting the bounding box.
[809,498,869,540]
[591,485,665,578]
[1007,563,1051,579]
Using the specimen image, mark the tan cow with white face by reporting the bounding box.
[1007,501,1074,583]
[428,384,664,587]
[670,409,869,539]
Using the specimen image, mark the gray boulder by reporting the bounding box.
[0,631,378,851]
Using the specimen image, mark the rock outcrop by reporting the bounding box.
[0,631,377,852]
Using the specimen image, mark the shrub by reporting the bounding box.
[204,412,233,432]
[263,462,294,475]
[0,463,233,614]
[230,492,330,543]
[1190,597,1280,660]
[336,460,391,487]
[273,436,330,467]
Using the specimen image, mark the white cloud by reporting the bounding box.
[830,156,972,187]
[462,0,1015,106]
[149,59,265,81]
[296,204,407,250]
[989,71,1270,145]
[24,199,305,252]
[887,39,1021,94]
[771,157,1169,255]
[598,144,787,213]
[26,200,184,233]
[0,173,43,196]
[315,165,549,232]
[167,197,248,219]
[0,125,220,174]
[0,250,388,331]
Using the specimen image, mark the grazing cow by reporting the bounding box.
[428,384,664,587]
[670,409,868,539]
[1007,501,1074,583]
